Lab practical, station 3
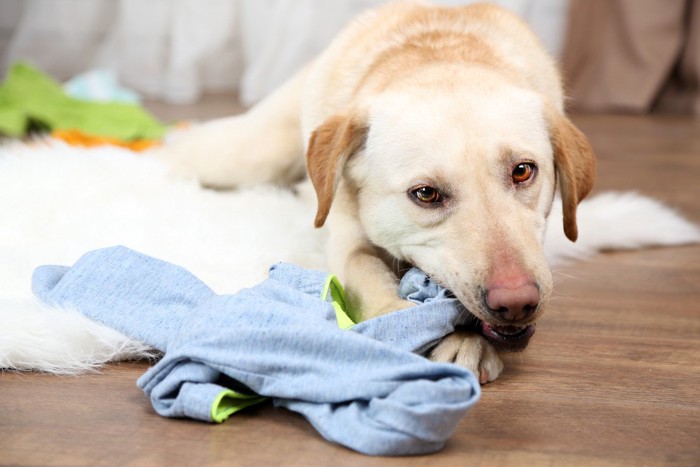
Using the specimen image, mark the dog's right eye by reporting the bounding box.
[409,185,443,206]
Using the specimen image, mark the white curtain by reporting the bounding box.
[0,0,569,106]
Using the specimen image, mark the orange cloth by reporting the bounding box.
[51,129,160,152]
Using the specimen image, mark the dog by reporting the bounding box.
[161,1,596,384]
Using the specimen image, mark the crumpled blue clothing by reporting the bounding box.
[32,246,479,456]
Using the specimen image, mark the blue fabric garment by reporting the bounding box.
[32,246,479,456]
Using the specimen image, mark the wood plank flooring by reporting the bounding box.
[2,113,699,466]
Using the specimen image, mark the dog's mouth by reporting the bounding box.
[448,292,537,352]
[398,264,537,353]
[478,321,536,352]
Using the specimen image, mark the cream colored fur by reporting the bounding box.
[159,1,601,384]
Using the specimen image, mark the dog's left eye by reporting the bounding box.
[409,185,443,206]
[512,162,536,184]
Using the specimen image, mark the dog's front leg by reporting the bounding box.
[326,192,414,322]
[342,244,416,321]
[429,330,504,384]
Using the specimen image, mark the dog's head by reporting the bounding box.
[306,71,595,352]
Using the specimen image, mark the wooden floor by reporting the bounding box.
[2,110,699,466]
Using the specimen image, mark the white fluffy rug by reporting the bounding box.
[1,140,698,373]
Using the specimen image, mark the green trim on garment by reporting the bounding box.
[210,389,267,423]
[210,272,355,423]
[322,274,356,330]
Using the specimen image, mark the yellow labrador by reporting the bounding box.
[162,1,596,383]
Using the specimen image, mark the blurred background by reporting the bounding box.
[0,0,697,118]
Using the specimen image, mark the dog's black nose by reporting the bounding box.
[485,283,539,322]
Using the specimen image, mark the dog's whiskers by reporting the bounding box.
[549,289,580,302]
[551,268,583,281]
[455,303,480,329]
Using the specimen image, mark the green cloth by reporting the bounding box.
[0,62,166,141]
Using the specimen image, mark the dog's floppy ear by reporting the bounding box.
[548,109,596,242]
[306,112,368,228]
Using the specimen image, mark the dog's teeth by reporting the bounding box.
[493,325,523,335]
[480,322,536,352]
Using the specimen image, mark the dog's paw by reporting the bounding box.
[429,330,504,384]
[153,115,305,189]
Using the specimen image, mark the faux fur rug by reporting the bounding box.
[1,140,698,373]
